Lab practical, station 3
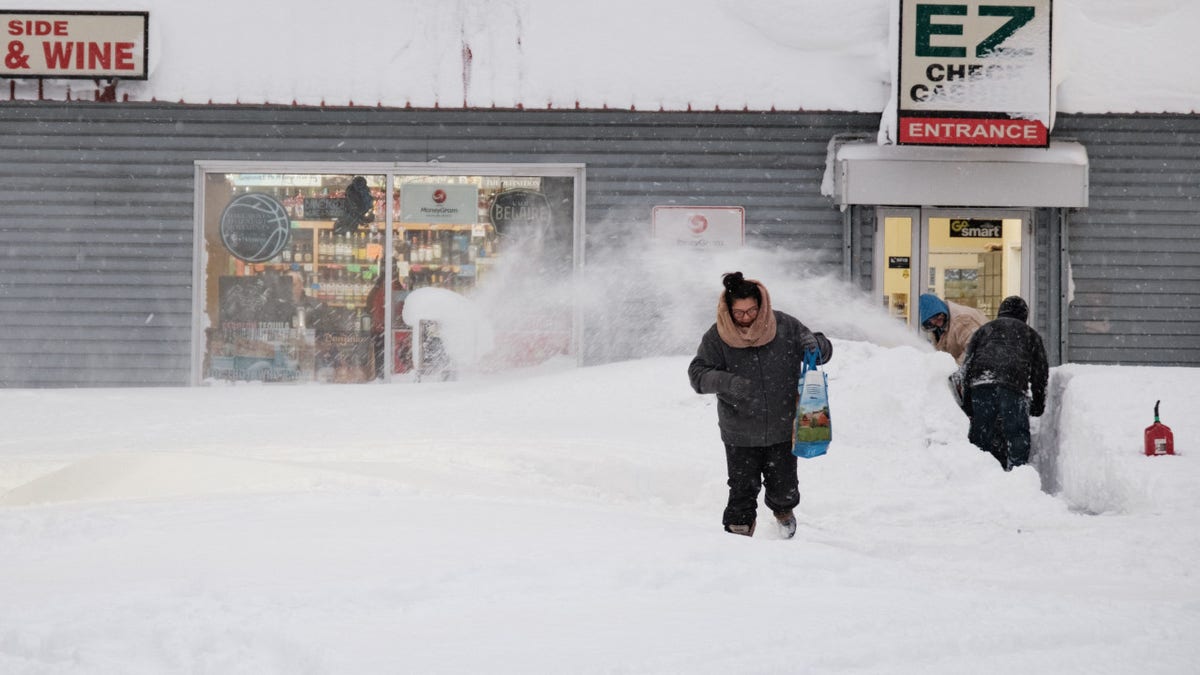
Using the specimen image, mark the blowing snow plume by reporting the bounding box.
[456,222,929,368]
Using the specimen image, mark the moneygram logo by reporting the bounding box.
[688,215,709,235]
[432,189,447,204]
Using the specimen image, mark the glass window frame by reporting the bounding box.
[191,161,586,385]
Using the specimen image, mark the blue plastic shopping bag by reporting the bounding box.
[792,349,831,459]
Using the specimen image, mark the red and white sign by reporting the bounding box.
[2,11,148,79]
[652,206,744,249]
[899,116,1047,145]
[398,183,478,224]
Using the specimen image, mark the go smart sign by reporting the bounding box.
[898,0,1051,147]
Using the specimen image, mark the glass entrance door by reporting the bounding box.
[921,209,1030,322]
[876,208,919,327]
[875,207,1032,330]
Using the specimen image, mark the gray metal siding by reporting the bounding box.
[1055,114,1200,366]
[0,102,875,386]
[1032,208,1054,355]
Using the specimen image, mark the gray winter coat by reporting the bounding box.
[688,311,832,447]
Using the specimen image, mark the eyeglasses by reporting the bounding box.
[731,307,759,320]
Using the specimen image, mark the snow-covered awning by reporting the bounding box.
[828,140,1089,208]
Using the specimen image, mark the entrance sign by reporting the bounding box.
[652,206,744,249]
[897,0,1051,147]
[1,11,148,79]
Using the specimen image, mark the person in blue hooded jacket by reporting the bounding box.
[918,293,987,364]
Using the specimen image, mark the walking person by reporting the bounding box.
[688,272,832,538]
[961,295,1049,471]
[918,293,987,364]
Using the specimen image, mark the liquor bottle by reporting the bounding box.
[432,231,443,262]
[318,231,330,262]
[396,229,409,263]
[335,269,347,305]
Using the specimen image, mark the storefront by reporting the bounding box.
[1,5,1198,388]
[828,140,1090,362]
[194,162,584,384]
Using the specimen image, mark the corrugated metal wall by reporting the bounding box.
[1055,114,1200,366]
[1,103,1196,386]
[0,102,873,386]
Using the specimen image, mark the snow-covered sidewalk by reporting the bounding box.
[1,345,1197,673]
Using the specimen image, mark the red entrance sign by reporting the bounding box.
[898,117,1048,147]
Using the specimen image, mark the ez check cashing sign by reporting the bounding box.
[898,0,1051,147]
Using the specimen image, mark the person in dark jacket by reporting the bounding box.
[961,295,1049,471]
[688,272,832,538]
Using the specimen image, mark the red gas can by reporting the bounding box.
[1144,400,1175,456]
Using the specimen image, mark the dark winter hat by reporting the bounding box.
[997,295,1029,322]
[722,272,762,308]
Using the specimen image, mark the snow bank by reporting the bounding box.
[0,452,396,506]
[400,286,496,368]
[1041,364,1199,515]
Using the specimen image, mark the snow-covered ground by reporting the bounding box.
[2,337,1198,673]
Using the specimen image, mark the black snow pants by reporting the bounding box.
[968,383,1031,470]
[723,441,800,527]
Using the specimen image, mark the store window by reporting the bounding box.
[388,173,577,379]
[193,164,582,385]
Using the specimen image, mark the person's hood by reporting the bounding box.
[997,295,1029,322]
[918,294,949,326]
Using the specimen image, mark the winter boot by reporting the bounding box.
[724,522,755,537]
[774,509,797,539]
